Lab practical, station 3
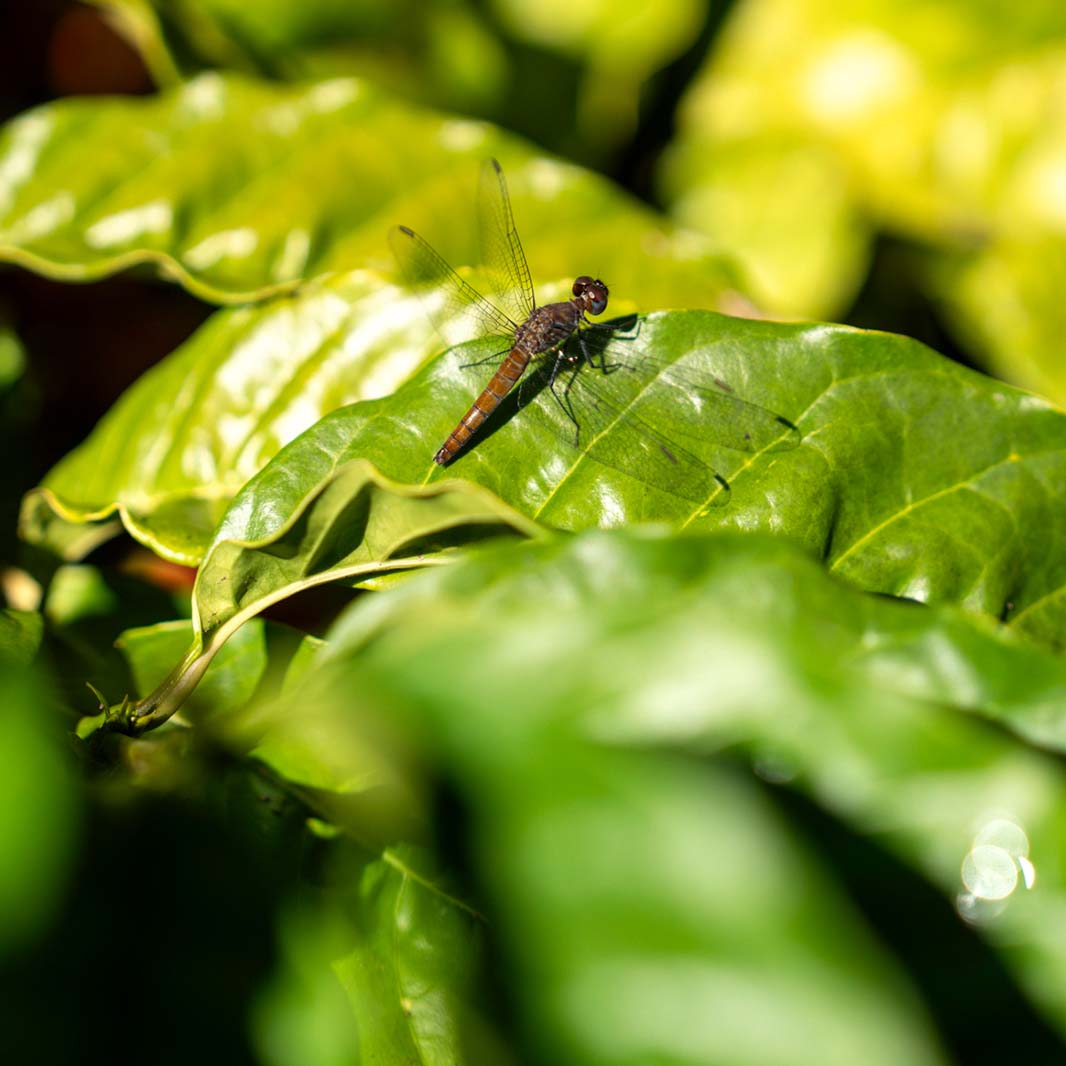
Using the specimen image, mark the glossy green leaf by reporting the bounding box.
[19,270,451,564]
[203,311,1066,644]
[28,306,1066,648]
[12,73,748,564]
[85,460,537,736]
[0,73,738,304]
[260,529,1066,1047]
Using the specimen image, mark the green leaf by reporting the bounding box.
[0,73,737,304]
[19,270,450,564]
[659,0,1066,390]
[92,0,509,116]
[332,846,490,1064]
[253,844,495,1066]
[0,320,25,389]
[251,892,364,1066]
[116,617,267,725]
[481,751,946,1066]
[86,459,537,736]
[198,311,1066,644]
[0,609,43,666]
[934,236,1066,407]
[12,73,747,564]
[260,529,1066,1048]
[29,306,1066,647]
[0,665,79,955]
[662,135,871,318]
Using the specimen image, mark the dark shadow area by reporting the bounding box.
[843,233,979,371]
[0,760,308,1066]
[613,0,740,203]
[0,270,213,571]
[0,0,151,121]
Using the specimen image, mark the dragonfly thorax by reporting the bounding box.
[514,301,584,356]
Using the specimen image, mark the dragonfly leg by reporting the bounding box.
[547,347,583,446]
[577,329,627,377]
[586,315,639,339]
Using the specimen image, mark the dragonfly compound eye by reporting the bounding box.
[573,276,608,315]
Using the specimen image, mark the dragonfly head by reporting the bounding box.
[573,276,609,316]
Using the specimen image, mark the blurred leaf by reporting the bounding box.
[255,843,497,1066]
[252,894,363,1066]
[85,0,186,86]
[664,136,871,317]
[333,846,491,1063]
[933,235,1066,405]
[92,0,509,114]
[93,0,700,157]
[0,666,78,956]
[85,460,537,736]
[478,751,946,1066]
[44,564,119,626]
[490,0,703,151]
[0,321,25,389]
[263,529,1066,1062]
[0,609,43,666]
[660,0,1066,391]
[0,73,737,305]
[263,529,1066,1049]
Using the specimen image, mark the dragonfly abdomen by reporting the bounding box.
[433,347,531,465]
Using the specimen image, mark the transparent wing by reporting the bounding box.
[592,351,801,456]
[453,328,798,506]
[477,158,536,325]
[389,224,518,350]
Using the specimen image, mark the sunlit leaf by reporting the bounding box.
[660,0,1066,393]
[0,73,737,304]
[27,304,1066,650]
[214,313,1066,647]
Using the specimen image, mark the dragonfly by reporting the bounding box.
[389,159,797,505]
